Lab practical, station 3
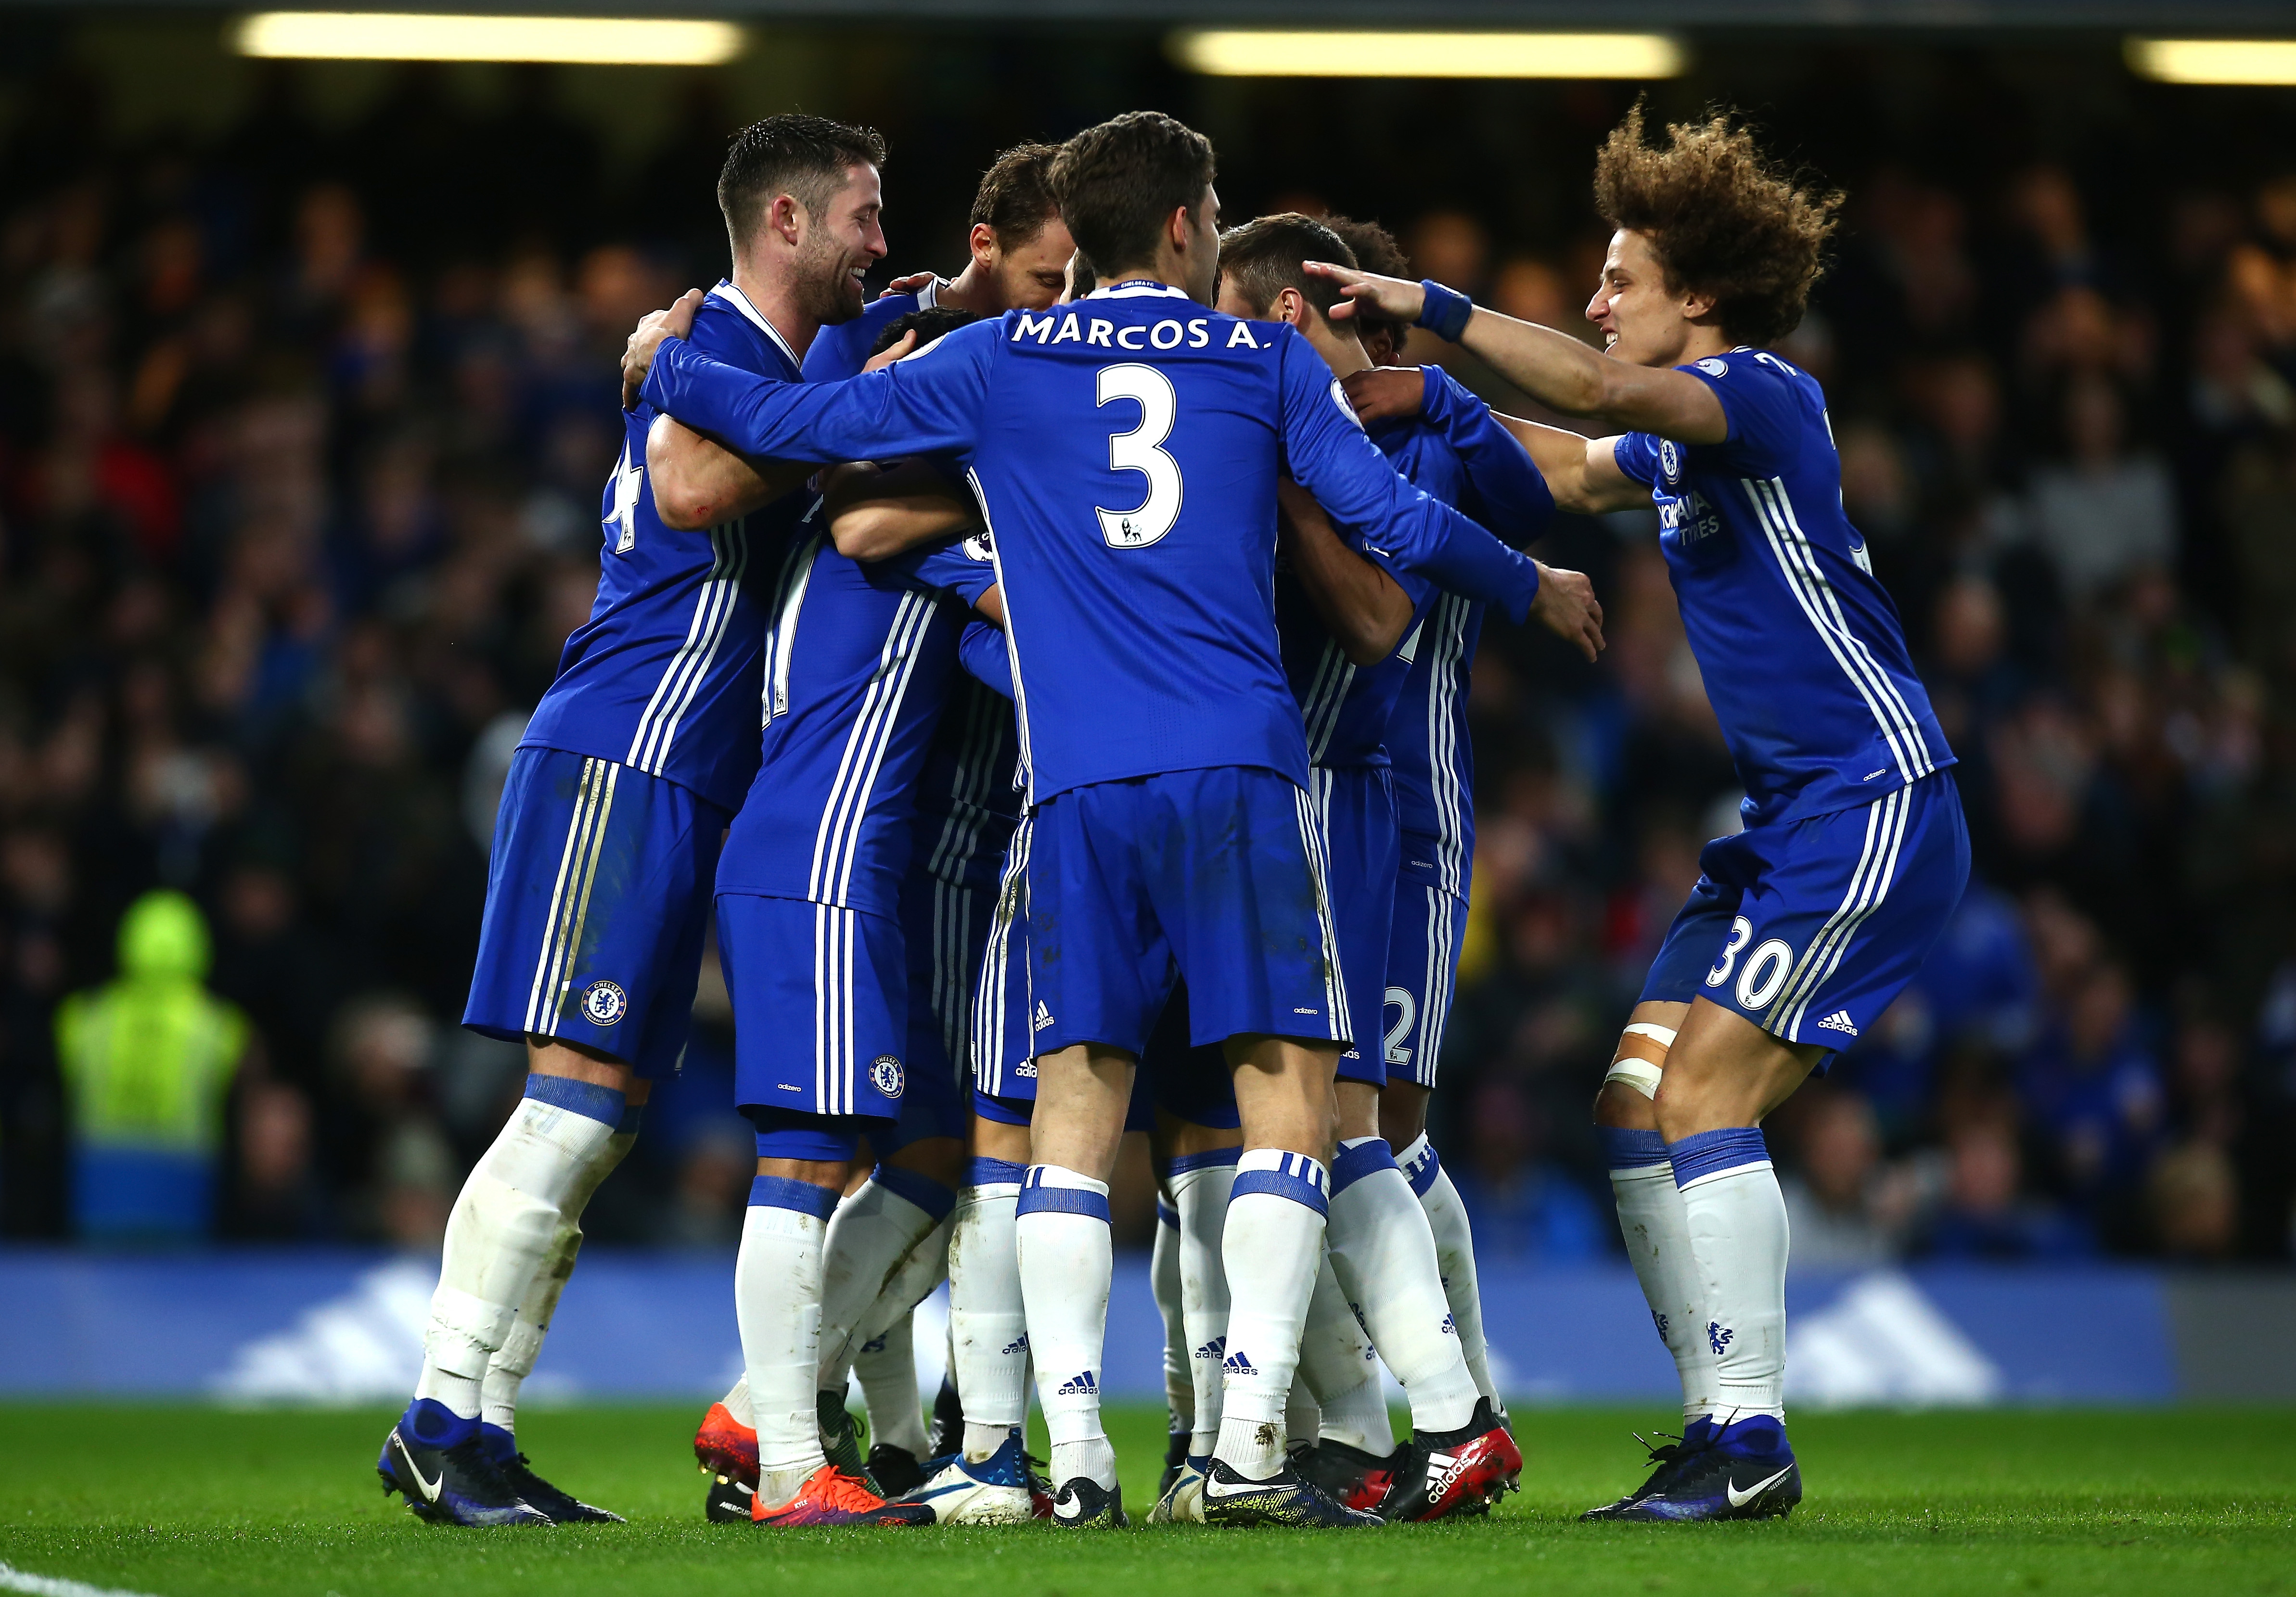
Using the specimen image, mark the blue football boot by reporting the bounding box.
[1580,1417,1719,1520]
[377,1402,551,1527]
[1616,1415,1799,1521]
[479,1423,624,1524]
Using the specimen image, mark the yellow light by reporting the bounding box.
[230,12,747,64]
[2126,37,2296,85]
[1169,29,1685,80]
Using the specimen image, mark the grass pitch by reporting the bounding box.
[0,1405,2287,1597]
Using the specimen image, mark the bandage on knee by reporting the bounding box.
[1604,1022,1677,1100]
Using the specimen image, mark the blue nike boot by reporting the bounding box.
[377,1400,551,1526]
[1579,1415,1719,1520]
[1615,1414,1799,1521]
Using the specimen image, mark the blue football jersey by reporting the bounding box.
[714,530,976,918]
[1614,348,1953,828]
[642,281,1545,804]
[521,281,808,811]
[1278,414,1471,771]
[802,278,947,383]
[1386,371,1558,896]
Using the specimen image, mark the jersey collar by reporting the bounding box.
[706,281,803,374]
[1087,280,1190,299]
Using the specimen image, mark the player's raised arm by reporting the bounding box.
[1276,332,1605,661]
[1307,262,1725,444]
[1342,364,1652,519]
[821,459,978,562]
[636,326,990,545]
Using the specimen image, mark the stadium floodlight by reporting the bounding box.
[2126,37,2296,85]
[230,12,747,64]
[1168,29,1686,80]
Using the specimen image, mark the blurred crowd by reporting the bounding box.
[0,58,2291,1264]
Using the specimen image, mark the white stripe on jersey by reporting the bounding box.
[1293,777,1348,1043]
[1763,784,1912,1043]
[807,590,938,904]
[969,468,1035,803]
[1300,640,1355,766]
[627,523,748,775]
[1740,476,1935,786]
[973,812,1033,1098]
[1422,594,1473,897]
[761,529,824,727]
[523,757,619,1035]
[707,282,804,372]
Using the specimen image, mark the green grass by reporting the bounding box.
[1,1405,2288,1597]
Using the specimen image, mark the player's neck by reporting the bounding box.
[728,258,823,360]
[1669,322,1738,367]
[1095,261,1193,298]
[939,262,1000,316]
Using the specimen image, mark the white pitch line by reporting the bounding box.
[0,1563,166,1597]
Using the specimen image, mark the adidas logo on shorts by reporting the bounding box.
[1815,1010,1860,1037]
[1033,1001,1054,1031]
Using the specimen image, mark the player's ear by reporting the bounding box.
[970,222,999,269]
[770,192,806,247]
[1681,286,1721,324]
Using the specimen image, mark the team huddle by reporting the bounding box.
[373,102,1969,1532]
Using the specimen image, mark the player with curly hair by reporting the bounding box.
[1316,102,1969,1522]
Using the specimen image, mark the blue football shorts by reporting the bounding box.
[718,893,907,1122]
[968,814,1155,1129]
[1383,872,1469,1092]
[1640,771,1971,1058]
[1310,764,1401,1087]
[884,865,988,1153]
[1026,765,1347,1058]
[464,747,725,1078]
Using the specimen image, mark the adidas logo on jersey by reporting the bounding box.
[1221,1349,1257,1377]
[1055,1370,1098,1396]
[1033,1001,1054,1032]
[1815,1010,1860,1037]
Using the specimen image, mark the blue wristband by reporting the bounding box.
[1417,280,1474,342]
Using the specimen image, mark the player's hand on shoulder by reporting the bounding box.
[1529,562,1605,663]
[1339,365,1424,425]
[622,288,704,410]
[1303,261,1425,325]
[881,271,937,298]
[863,330,918,372]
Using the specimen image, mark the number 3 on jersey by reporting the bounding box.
[1095,363,1182,549]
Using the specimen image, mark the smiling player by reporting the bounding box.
[1315,102,1969,1521]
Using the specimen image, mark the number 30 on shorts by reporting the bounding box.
[1705,915,1796,1012]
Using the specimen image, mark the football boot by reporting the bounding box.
[1578,1418,1718,1521]
[1047,1475,1128,1529]
[377,1422,550,1527]
[1615,1416,1799,1522]
[1378,1399,1523,1522]
[1292,1439,1405,1514]
[752,1462,934,1527]
[1198,1458,1385,1528]
[888,1433,1043,1524]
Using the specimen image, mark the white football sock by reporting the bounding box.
[1213,1150,1328,1481]
[1671,1128,1788,1422]
[842,1213,952,1375]
[416,1080,621,1420]
[1151,1193,1193,1444]
[1296,1252,1393,1456]
[1399,1135,1501,1414]
[738,1177,837,1504]
[1285,1370,1321,1452]
[1327,1137,1478,1433]
[480,1115,639,1435]
[949,1158,1027,1461]
[719,1374,752,1428]
[816,1168,949,1391]
[1168,1151,1237,1457]
[1015,1165,1116,1490]
[1605,1128,1719,1426]
[853,1313,926,1459]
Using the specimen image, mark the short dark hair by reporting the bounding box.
[1592,101,1840,347]
[1322,214,1411,346]
[867,306,979,358]
[970,143,1063,247]
[1048,112,1215,274]
[718,114,887,248]
[1216,213,1356,320]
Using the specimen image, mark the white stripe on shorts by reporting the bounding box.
[523,757,618,1036]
